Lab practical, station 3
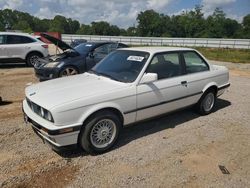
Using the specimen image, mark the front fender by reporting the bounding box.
[78,102,124,125]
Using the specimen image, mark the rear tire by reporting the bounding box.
[26,52,42,67]
[79,111,121,154]
[196,90,216,115]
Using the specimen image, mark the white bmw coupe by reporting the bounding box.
[23,47,230,154]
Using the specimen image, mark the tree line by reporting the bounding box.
[0,6,249,38]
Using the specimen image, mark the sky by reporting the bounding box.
[0,0,249,28]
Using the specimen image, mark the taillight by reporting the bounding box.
[42,44,48,48]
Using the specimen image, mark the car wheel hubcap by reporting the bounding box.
[203,93,214,112]
[61,68,78,77]
[90,119,116,149]
[30,55,39,65]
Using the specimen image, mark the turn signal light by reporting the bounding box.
[42,44,48,48]
[59,128,74,134]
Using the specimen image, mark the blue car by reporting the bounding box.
[70,39,87,48]
[34,33,128,81]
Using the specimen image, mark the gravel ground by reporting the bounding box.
[0,61,250,188]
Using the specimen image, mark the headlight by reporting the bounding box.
[39,106,54,122]
[40,107,45,117]
[43,109,54,122]
[44,62,60,68]
[26,98,54,122]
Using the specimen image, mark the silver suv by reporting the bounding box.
[0,32,49,66]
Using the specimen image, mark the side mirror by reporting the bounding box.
[88,52,94,58]
[140,73,158,84]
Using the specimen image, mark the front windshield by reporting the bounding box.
[74,43,93,54]
[90,50,149,83]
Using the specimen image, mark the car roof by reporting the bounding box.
[118,46,195,53]
[0,32,40,41]
[0,32,33,37]
[86,41,118,45]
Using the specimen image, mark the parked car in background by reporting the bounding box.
[0,32,49,66]
[23,47,230,154]
[34,33,128,81]
[70,39,87,48]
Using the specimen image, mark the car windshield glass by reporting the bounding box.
[90,50,149,83]
[74,43,93,54]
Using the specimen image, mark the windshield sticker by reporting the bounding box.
[127,56,144,62]
[85,44,92,47]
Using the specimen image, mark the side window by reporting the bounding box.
[6,35,23,44]
[147,52,182,80]
[118,43,128,48]
[183,51,209,73]
[6,35,35,44]
[109,43,119,52]
[0,35,6,44]
[94,44,110,55]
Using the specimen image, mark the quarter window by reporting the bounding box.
[21,36,35,43]
[147,52,182,80]
[183,51,209,73]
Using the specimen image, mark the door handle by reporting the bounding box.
[181,81,187,86]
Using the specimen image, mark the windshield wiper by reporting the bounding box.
[98,72,120,81]
[88,69,120,82]
[88,70,120,81]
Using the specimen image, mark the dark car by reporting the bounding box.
[34,33,128,81]
[70,39,87,48]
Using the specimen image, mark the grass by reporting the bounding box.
[193,47,250,64]
[132,45,250,64]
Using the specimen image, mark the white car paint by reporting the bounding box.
[0,32,48,61]
[22,47,230,148]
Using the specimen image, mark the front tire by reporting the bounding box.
[196,90,216,115]
[59,66,79,77]
[79,111,121,154]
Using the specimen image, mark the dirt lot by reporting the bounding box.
[0,61,250,188]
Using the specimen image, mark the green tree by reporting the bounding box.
[242,14,250,38]
[49,15,68,33]
[1,9,17,30]
[12,20,32,33]
[169,15,186,37]
[109,25,120,36]
[204,8,227,38]
[223,18,241,38]
[126,26,137,36]
[66,18,80,34]
[0,22,5,31]
[32,18,50,32]
[76,24,93,35]
[0,7,249,38]
[91,21,114,35]
[119,28,127,36]
[137,9,165,37]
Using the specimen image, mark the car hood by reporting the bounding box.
[25,73,128,110]
[41,33,74,51]
[37,51,82,65]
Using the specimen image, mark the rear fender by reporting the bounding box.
[202,82,218,93]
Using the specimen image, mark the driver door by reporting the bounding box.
[136,52,189,121]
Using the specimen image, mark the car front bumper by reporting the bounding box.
[23,100,81,149]
[34,67,60,81]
